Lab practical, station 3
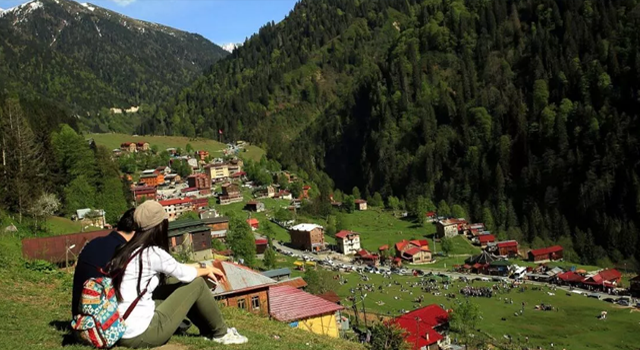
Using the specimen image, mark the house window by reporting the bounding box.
[237,298,246,310]
[251,296,260,310]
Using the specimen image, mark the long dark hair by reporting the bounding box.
[110,219,170,300]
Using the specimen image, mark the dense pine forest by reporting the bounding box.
[138,0,640,266]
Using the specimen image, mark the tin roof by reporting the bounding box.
[496,240,518,248]
[391,304,448,349]
[529,245,563,256]
[478,234,496,243]
[261,268,291,278]
[209,261,276,296]
[202,216,230,225]
[269,285,343,322]
[22,229,112,263]
[274,277,307,289]
[290,223,323,232]
[159,198,192,206]
[335,230,358,239]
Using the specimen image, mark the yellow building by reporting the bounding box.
[204,163,230,182]
[269,285,343,338]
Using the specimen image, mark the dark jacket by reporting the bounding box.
[71,231,126,315]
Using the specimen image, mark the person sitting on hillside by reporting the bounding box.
[71,208,136,316]
[110,201,247,348]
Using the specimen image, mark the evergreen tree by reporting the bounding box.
[226,217,257,267]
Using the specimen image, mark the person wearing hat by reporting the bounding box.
[109,201,248,348]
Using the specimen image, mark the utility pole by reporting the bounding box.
[352,297,359,328]
[360,289,368,328]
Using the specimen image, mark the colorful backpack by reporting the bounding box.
[71,251,150,348]
[71,277,128,348]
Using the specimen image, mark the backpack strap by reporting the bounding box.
[122,277,153,320]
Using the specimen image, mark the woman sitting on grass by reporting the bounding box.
[109,201,248,348]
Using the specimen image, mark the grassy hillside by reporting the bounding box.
[0,233,363,350]
[88,133,265,162]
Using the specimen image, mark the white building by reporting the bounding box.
[335,230,361,255]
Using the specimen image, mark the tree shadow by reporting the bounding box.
[49,320,78,346]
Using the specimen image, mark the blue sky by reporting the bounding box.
[0,0,299,44]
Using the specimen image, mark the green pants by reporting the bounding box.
[118,278,227,348]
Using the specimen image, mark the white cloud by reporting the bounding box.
[110,0,136,6]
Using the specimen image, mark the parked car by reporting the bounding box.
[616,298,630,306]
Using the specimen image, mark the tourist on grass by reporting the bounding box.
[71,208,136,316]
[110,201,247,348]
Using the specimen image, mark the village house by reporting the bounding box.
[630,275,640,296]
[435,219,464,238]
[201,215,230,240]
[255,185,276,198]
[354,199,368,211]
[274,190,292,200]
[139,172,165,187]
[255,238,268,254]
[425,211,437,222]
[300,185,312,199]
[245,201,265,212]
[583,269,622,290]
[269,285,344,338]
[494,240,519,257]
[75,208,106,228]
[120,142,137,153]
[227,158,244,174]
[528,245,563,262]
[168,219,212,261]
[395,239,432,264]
[187,158,199,169]
[209,261,275,316]
[219,183,243,205]
[131,186,157,203]
[465,223,486,237]
[136,141,150,152]
[356,249,380,266]
[391,304,450,350]
[246,218,260,230]
[159,198,194,221]
[205,163,230,182]
[187,173,212,194]
[556,271,586,287]
[476,234,495,248]
[155,166,172,175]
[335,230,361,255]
[289,224,325,252]
[197,150,209,161]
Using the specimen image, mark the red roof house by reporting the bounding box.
[584,269,622,288]
[477,234,496,247]
[395,239,432,264]
[528,245,563,262]
[268,285,343,337]
[556,271,585,284]
[391,304,449,350]
[495,240,519,257]
[378,245,389,251]
[247,218,260,230]
[255,238,268,254]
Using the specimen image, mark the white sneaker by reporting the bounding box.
[210,327,248,345]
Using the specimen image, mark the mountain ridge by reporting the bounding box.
[0,0,228,116]
[141,0,640,266]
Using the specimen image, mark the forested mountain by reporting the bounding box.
[0,0,228,113]
[142,0,640,266]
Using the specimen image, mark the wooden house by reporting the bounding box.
[209,261,275,316]
[395,239,432,264]
[354,199,368,211]
[167,219,212,261]
[289,224,325,252]
[528,245,563,262]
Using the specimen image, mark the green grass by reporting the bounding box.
[46,217,102,236]
[0,233,362,350]
[88,133,265,162]
[333,270,639,350]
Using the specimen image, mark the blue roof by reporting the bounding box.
[261,268,292,278]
